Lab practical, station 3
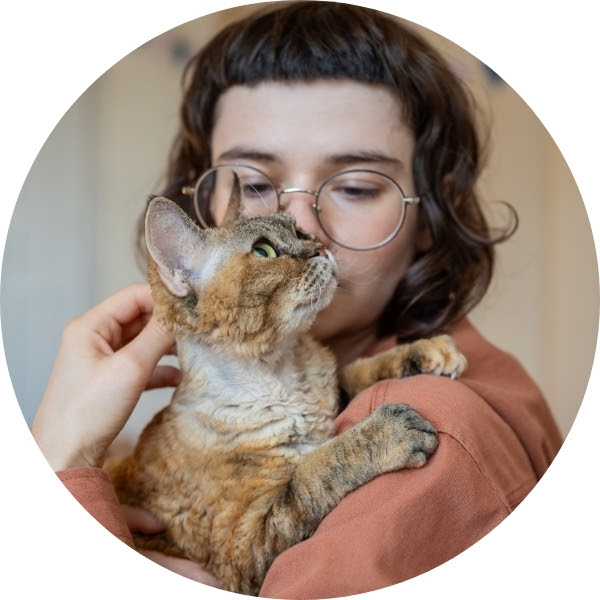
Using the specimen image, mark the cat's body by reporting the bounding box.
[105,196,466,595]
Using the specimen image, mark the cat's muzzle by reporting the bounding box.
[321,249,339,280]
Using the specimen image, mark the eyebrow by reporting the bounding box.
[326,151,403,168]
[216,147,279,164]
[216,146,404,169]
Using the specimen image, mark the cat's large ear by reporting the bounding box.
[145,196,209,297]
[221,171,242,229]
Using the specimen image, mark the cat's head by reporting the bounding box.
[145,196,338,358]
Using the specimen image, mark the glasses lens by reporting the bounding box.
[316,170,407,250]
[194,165,278,226]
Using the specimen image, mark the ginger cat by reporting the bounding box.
[105,195,466,595]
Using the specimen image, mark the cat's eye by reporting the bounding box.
[251,242,278,258]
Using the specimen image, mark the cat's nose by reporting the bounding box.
[309,245,327,259]
[309,245,337,273]
[298,245,324,260]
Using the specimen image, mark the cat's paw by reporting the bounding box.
[368,403,438,470]
[403,334,467,380]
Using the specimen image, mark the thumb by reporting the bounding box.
[120,316,175,374]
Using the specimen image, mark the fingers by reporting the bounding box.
[34,284,178,472]
[138,551,221,587]
[83,284,155,331]
[145,365,181,390]
[121,505,166,534]
[66,284,156,353]
[82,284,177,375]
[120,316,176,375]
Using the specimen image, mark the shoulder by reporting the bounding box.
[351,319,562,478]
[261,323,562,597]
[261,376,518,597]
[336,319,563,505]
[344,375,537,505]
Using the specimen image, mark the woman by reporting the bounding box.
[32,2,562,596]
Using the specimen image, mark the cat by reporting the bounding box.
[104,194,466,595]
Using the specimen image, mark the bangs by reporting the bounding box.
[209,3,396,86]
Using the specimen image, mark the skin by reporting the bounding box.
[32,81,422,586]
[31,284,219,586]
[211,81,421,366]
[31,284,180,472]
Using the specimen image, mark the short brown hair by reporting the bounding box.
[149,1,517,342]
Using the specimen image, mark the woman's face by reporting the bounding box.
[210,81,420,363]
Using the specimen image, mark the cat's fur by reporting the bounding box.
[105,195,466,595]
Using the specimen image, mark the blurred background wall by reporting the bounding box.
[1,3,597,447]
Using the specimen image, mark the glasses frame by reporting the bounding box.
[183,163,421,251]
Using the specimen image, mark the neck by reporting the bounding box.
[320,327,380,368]
[177,333,298,373]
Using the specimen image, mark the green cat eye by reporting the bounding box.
[251,242,278,258]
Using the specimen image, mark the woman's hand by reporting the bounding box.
[139,550,221,587]
[32,283,180,471]
[122,505,221,587]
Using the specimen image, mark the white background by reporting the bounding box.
[0,1,598,599]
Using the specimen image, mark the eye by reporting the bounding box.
[251,241,278,258]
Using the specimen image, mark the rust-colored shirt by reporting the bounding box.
[58,319,562,598]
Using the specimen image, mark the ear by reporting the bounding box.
[145,197,209,297]
[221,171,243,228]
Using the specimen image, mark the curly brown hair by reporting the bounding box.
[143,1,517,342]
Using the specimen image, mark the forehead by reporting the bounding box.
[211,81,414,170]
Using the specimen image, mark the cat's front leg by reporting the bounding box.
[339,334,467,397]
[265,403,437,552]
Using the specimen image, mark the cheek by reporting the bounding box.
[336,253,404,311]
[336,213,418,292]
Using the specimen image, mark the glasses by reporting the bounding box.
[183,164,420,250]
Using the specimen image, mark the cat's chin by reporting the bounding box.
[289,307,319,333]
[290,287,336,331]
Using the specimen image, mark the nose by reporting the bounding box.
[279,189,324,241]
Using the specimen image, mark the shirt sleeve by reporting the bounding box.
[259,376,521,599]
[57,467,135,548]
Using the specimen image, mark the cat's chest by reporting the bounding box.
[185,346,329,398]
[181,334,334,388]
[172,337,338,448]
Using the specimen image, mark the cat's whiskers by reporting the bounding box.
[111,197,446,595]
[284,275,304,283]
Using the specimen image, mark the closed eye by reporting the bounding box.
[331,185,380,201]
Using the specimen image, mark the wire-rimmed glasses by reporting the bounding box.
[183,164,420,250]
